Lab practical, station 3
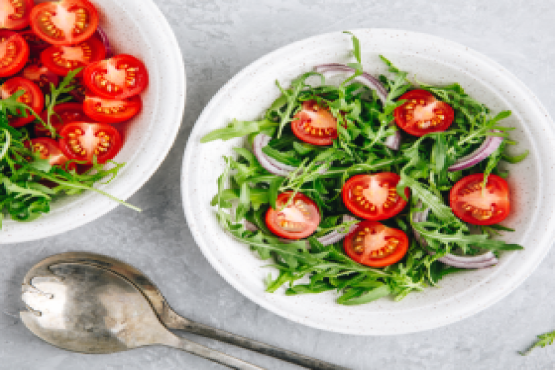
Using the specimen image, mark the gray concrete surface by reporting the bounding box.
[2,0,555,369]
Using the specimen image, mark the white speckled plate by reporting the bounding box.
[181,29,555,335]
[2,0,185,243]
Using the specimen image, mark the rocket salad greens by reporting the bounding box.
[202,33,527,305]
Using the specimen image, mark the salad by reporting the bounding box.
[202,33,529,306]
[0,0,149,226]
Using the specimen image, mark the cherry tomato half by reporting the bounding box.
[344,221,409,268]
[1,77,44,127]
[0,0,34,30]
[58,121,122,164]
[83,54,149,99]
[30,0,99,46]
[393,90,454,137]
[342,173,409,221]
[449,173,511,226]
[0,30,29,77]
[291,100,338,146]
[265,191,321,240]
[41,34,105,76]
[27,137,75,170]
[35,102,88,138]
[83,93,142,124]
[21,63,59,93]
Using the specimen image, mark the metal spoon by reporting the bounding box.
[25,252,348,370]
[21,261,263,369]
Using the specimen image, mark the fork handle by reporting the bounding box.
[162,333,264,370]
[178,321,350,370]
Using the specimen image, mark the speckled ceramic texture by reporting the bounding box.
[0,0,186,244]
[182,29,555,335]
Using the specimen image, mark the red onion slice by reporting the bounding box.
[257,134,297,172]
[384,130,401,150]
[252,133,294,177]
[314,63,388,103]
[316,215,359,246]
[412,201,498,269]
[448,131,504,172]
[95,26,113,58]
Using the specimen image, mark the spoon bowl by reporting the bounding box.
[22,263,167,354]
[21,252,349,370]
[21,259,263,369]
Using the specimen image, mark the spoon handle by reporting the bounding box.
[179,321,350,370]
[163,333,265,370]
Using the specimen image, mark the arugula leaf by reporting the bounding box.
[201,119,278,143]
[503,150,529,164]
[521,330,555,355]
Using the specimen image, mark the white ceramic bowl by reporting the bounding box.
[1,0,185,243]
[182,29,555,335]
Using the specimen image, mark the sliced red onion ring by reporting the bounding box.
[412,201,498,269]
[384,130,402,150]
[257,134,297,172]
[253,133,294,177]
[95,26,113,58]
[448,131,504,172]
[244,220,259,232]
[316,215,359,246]
[314,63,387,103]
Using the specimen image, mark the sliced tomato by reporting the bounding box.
[344,221,409,268]
[58,121,122,164]
[1,77,44,127]
[0,30,29,76]
[342,173,409,221]
[265,191,321,240]
[41,34,105,76]
[21,63,59,93]
[35,102,88,137]
[291,100,337,146]
[83,54,149,99]
[449,173,510,226]
[393,90,454,137]
[0,0,34,30]
[30,0,98,46]
[83,93,142,124]
[27,137,75,170]
[20,30,50,55]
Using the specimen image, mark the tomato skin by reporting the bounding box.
[344,221,409,268]
[1,77,44,127]
[0,0,34,30]
[342,173,409,221]
[393,90,454,137]
[27,138,75,170]
[35,102,88,137]
[291,100,338,146]
[0,30,29,77]
[83,54,149,100]
[83,93,142,124]
[449,173,511,226]
[30,0,99,46]
[41,35,105,76]
[58,121,123,164]
[265,191,321,240]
